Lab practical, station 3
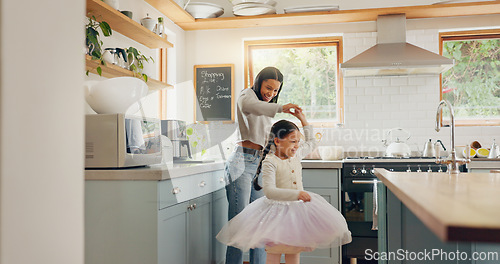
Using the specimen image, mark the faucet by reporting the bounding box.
[435,100,470,174]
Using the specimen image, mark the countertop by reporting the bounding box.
[85,161,225,181]
[374,168,500,243]
[84,159,342,181]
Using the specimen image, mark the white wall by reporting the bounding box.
[0,0,85,263]
[184,14,500,154]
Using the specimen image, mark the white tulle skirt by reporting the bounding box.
[216,192,352,252]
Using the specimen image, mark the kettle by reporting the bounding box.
[383,128,411,157]
[488,139,500,159]
[422,139,435,157]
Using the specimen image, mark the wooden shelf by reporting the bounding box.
[85,55,174,91]
[86,0,173,48]
[149,0,500,31]
[144,0,194,24]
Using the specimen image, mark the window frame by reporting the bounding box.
[439,29,500,126]
[244,37,344,127]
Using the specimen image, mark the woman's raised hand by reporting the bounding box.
[298,191,311,202]
[282,103,302,114]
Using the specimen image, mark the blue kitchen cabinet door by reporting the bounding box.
[188,193,213,264]
[158,201,189,264]
[212,188,228,264]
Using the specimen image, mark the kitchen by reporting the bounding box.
[1,0,500,264]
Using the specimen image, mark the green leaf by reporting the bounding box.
[86,70,90,76]
[96,66,102,76]
[142,74,148,82]
[99,21,112,37]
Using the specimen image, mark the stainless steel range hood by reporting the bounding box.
[340,14,454,77]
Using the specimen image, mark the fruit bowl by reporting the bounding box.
[85,77,148,114]
[318,146,344,160]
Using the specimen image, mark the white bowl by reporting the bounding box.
[318,146,344,160]
[85,77,148,114]
[186,2,224,18]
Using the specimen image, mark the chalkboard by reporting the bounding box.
[194,64,234,122]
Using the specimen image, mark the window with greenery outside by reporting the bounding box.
[250,45,339,124]
[442,37,500,123]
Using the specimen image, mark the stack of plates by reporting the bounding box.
[231,0,277,16]
[185,2,224,18]
[283,5,339,14]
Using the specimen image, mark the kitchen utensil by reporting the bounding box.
[434,139,447,158]
[120,10,133,19]
[103,48,127,68]
[84,77,148,114]
[283,5,339,14]
[383,128,411,157]
[422,139,435,157]
[186,2,224,18]
[103,0,119,10]
[140,14,157,31]
[488,139,499,159]
[470,140,482,149]
[233,2,276,16]
[318,146,344,160]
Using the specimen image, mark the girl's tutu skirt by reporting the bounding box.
[216,192,352,252]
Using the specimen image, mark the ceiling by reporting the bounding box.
[201,0,449,18]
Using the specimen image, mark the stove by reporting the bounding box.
[340,157,466,262]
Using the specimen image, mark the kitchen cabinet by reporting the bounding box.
[85,0,174,91]
[85,169,225,264]
[377,184,500,264]
[212,188,229,264]
[242,168,341,264]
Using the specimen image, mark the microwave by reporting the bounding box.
[85,114,162,168]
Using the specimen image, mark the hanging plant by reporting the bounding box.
[126,47,154,83]
[85,15,112,76]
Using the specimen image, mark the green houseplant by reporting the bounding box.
[85,15,112,76]
[126,47,154,83]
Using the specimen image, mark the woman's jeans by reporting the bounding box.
[224,146,266,264]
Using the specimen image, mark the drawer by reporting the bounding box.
[212,170,226,191]
[158,176,195,210]
[303,169,339,188]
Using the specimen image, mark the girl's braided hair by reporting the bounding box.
[253,120,299,191]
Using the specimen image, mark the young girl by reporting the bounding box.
[217,110,351,264]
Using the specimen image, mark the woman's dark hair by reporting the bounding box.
[250,66,284,104]
[253,120,300,190]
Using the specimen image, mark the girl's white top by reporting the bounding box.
[261,125,316,201]
[236,88,283,148]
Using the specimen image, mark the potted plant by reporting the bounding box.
[126,47,154,82]
[85,15,112,76]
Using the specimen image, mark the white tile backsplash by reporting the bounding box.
[323,29,499,152]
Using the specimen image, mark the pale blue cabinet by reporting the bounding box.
[212,188,229,264]
[85,169,225,264]
[378,184,500,264]
[301,169,342,264]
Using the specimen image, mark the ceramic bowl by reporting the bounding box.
[85,77,148,114]
[185,2,224,18]
[318,146,344,160]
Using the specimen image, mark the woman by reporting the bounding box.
[225,67,301,264]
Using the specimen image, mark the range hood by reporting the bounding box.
[340,14,454,77]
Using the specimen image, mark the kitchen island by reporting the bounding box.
[375,168,500,264]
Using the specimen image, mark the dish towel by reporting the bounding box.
[372,179,378,231]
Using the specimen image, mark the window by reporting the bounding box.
[244,37,343,126]
[440,30,500,126]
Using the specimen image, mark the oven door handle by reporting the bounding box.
[351,180,382,184]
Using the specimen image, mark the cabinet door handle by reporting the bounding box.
[199,181,206,187]
[172,187,181,194]
[351,180,381,184]
[192,203,197,210]
[187,205,193,211]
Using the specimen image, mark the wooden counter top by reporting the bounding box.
[374,168,500,243]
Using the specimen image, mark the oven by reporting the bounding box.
[341,157,459,262]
